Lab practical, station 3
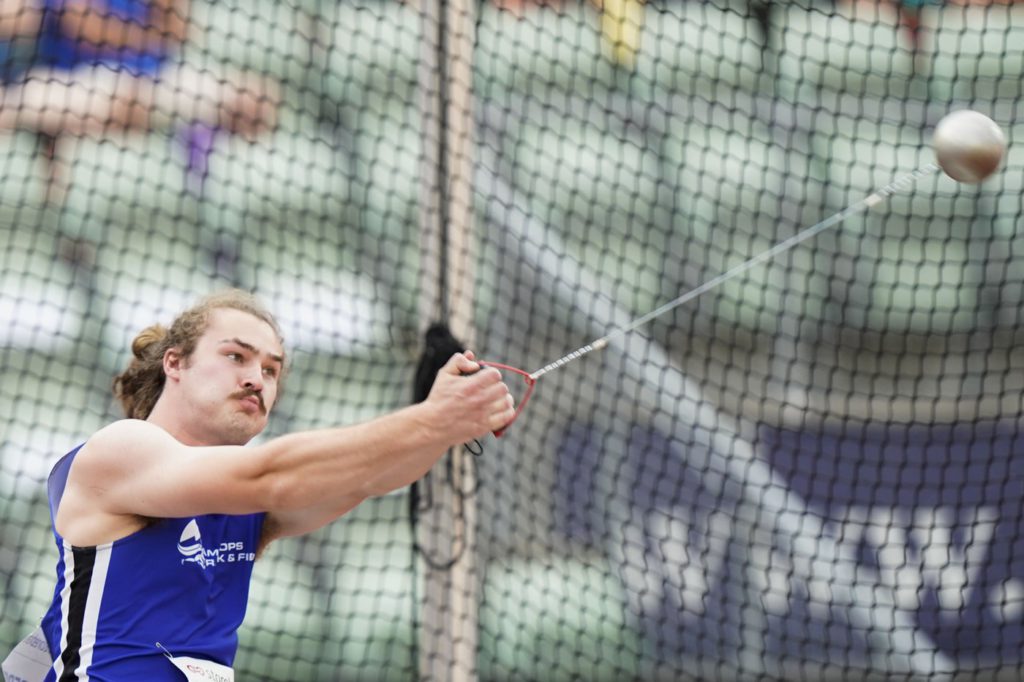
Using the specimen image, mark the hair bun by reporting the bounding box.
[131,324,168,360]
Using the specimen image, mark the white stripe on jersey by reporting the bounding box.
[51,542,74,680]
[74,544,112,679]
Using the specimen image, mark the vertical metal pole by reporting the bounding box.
[416,0,478,678]
[444,0,478,676]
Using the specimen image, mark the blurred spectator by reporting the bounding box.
[0,0,40,82]
[0,0,278,138]
[0,0,37,35]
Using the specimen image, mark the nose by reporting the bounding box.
[241,366,264,393]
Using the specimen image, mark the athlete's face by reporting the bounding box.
[176,308,285,445]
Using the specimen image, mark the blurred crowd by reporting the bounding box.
[0,0,278,200]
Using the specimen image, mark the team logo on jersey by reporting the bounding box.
[177,519,256,570]
[178,519,205,566]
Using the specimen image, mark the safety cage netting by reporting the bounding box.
[1,1,1023,680]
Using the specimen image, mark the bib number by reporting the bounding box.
[167,656,234,682]
[158,644,234,682]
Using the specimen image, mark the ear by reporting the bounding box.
[163,347,184,382]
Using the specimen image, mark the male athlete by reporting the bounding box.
[3,289,514,681]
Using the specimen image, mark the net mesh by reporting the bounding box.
[1,1,1023,680]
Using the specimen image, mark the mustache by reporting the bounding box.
[232,388,266,414]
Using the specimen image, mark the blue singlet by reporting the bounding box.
[39,444,265,681]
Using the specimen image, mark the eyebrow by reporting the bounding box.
[220,338,285,366]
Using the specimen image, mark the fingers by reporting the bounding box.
[474,386,513,432]
[441,351,480,377]
[489,393,516,431]
[489,393,520,430]
[459,369,509,407]
[432,352,517,437]
[458,362,515,433]
[485,391,512,411]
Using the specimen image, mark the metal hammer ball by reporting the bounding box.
[933,110,1006,184]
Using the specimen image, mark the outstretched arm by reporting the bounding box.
[55,352,514,547]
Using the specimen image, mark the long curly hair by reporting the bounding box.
[112,289,285,419]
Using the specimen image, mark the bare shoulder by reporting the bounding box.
[73,419,177,476]
[58,420,178,544]
[88,417,170,443]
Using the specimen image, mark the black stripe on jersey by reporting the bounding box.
[59,546,97,682]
